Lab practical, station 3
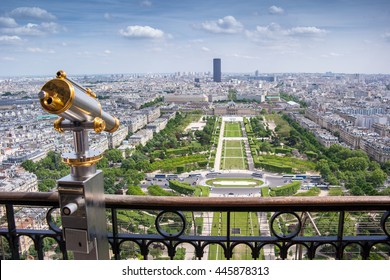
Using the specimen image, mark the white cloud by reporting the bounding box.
[269,5,284,15]
[27,47,44,53]
[1,56,15,61]
[140,0,152,7]
[119,25,164,39]
[104,50,112,54]
[190,39,204,43]
[245,23,283,42]
[201,47,210,52]
[246,23,327,43]
[286,27,327,36]
[200,16,243,34]
[0,35,22,44]
[382,32,390,42]
[150,47,163,52]
[231,53,262,60]
[1,22,61,36]
[10,7,56,21]
[321,52,344,58]
[0,17,18,28]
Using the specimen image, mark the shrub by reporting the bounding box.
[168,180,196,195]
[274,147,291,154]
[127,185,145,196]
[270,182,300,196]
[261,186,270,197]
[147,185,176,196]
[294,187,320,196]
[260,162,292,173]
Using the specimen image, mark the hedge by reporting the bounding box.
[261,186,270,197]
[150,154,207,172]
[259,162,292,173]
[166,147,189,156]
[270,182,300,196]
[305,151,318,159]
[197,160,208,168]
[168,180,196,195]
[274,147,291,154]
[147,185,176,196]
[127,185,146,196]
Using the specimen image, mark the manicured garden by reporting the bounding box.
[221,140,247,170]
[208,212,259,260]
[224,122,243,137]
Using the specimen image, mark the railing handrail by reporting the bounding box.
[0,191,389,211]
[1,191,389,260]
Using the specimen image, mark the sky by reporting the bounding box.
[0,0,390,76]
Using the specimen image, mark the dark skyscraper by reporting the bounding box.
[213,58,221,82]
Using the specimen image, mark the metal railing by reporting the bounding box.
[0,192,389,260]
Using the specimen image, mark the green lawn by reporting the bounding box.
[224,122,243,137]
[225,148,243,157]
[222,157,246,169]
[258,154,316,172]
[221,140,247,170]
[225,140,242,148]
[208,212,260,260]
[265,114,291,138]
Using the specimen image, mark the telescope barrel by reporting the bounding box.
[38,70,119,133]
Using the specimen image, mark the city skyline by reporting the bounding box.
[0,0,390,76]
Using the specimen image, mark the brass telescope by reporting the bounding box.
[38,70,120,171]
[39,70,119,133]
[38,70,115,259]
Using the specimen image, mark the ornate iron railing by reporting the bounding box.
[0,192,389,260]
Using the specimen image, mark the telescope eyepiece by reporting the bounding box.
[56,70,67,79]
[38,90,48,99]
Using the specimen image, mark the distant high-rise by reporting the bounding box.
[213,58,221,82]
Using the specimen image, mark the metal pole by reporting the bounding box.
[57,124,109,260]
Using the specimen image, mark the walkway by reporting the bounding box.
[257,211,275,260]
[214,118,255,171]
[241,121,255,171]
[214,120,225,171]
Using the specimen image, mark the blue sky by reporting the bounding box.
[0,0,389,76]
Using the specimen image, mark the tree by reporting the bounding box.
[342,157,368,171]
[105,149,123,163]
[21,160,36,172]
[38,178,56,192]
[97,157,109,169]
[382,160,390,176]
[121,158,136,170]
[149,246,163,259]
[258,141,272,153]
[316,159,331,179]
[350,186,364,196]
[367,168,387,188]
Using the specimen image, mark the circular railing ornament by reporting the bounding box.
[155,211,186,238]
[381,211,390,237]
[270,212,302,240]
[46,207,62,233]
